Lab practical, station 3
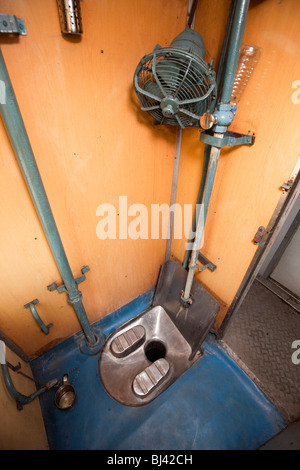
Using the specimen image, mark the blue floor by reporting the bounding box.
[31,290,286,450]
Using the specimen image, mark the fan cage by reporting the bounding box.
[134,48,217,128]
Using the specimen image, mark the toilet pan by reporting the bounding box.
[98,305,201,406]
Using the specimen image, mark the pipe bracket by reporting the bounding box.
[48,265,90,294]
[24,299,53,334]
[197,252,217,272]
[180,291,193,308]
[67,290,83,305]
[200,129,255,148]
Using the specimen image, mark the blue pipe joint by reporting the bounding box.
[213,103,235,133]
[67,289,83,305]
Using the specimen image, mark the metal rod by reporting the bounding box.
[201,135,224,221]
[0,49,99,347]
[165,128,183,261]
[183,143,211,269]
[182,137,223,302]
[181,0,202,269]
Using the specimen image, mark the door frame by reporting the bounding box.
[256,205,300,312]
[218,157,300,336]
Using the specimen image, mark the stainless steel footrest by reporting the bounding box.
[110,325,145,358]
[132,358,170,397]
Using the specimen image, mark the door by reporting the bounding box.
[270,214,300,298]
[258,193,300,312]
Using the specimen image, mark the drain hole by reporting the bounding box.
[145,340,166,363]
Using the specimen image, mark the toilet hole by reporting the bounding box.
[144,340,166,363]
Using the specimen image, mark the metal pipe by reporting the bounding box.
[187,0,198,28]
[182,138,223,302]
[0,49,99,347]
[220,0,250,103]
[183,1,238,270]
[0,340,57,407]
[1,363,49,405]
[182,0,205,270]
[182,0,250,303]
[165,128,182,261]
[216,0,237,94]
[166,0,197,262]
[183,143,210,269]
[201,135,224,221]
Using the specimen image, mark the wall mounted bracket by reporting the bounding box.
[7,361,21,372]
[197,252,217,272]
[48,265,90,294]
[24,299,53,334]
[0,14,26,35]
[200,130,255,149]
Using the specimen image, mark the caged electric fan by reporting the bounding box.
[133,29,217,128]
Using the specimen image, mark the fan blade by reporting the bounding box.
[143,80,163,101]
[156,58,183,93]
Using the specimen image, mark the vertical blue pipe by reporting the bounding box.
[183,0,249,270]
[202,0,250,209]
[201,0,250,223]
[0,49,99,347]
[220,0,250,103]
[182,0,250,302]
[216,0,237,94]
[201,0,250,219]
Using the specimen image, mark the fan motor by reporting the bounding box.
[133,29,217,128]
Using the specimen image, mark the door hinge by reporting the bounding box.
[281,179,294,193]
[253,226,265,246]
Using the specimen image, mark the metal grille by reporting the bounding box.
[134,48,216,128]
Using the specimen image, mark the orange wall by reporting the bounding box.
[0,0,188,357]
[171,0,300,325]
